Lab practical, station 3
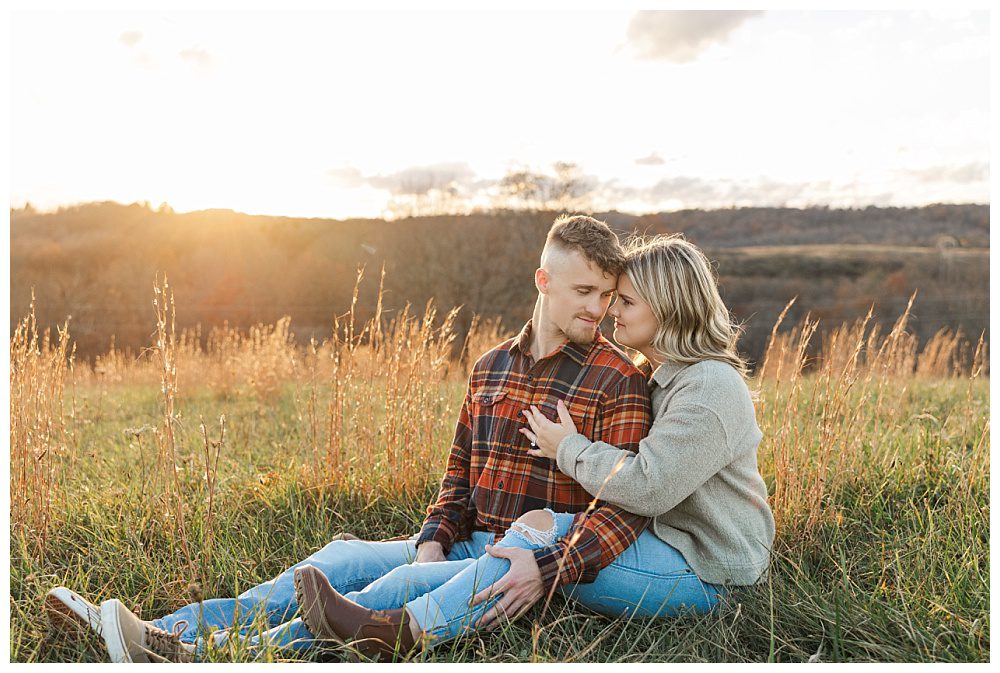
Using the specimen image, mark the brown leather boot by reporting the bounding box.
[293,565,346,645]
[293,564,419,660]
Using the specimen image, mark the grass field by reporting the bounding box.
[9,289,990,663]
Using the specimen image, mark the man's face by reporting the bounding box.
[540,249,618,345]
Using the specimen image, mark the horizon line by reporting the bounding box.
[9,198,991,223]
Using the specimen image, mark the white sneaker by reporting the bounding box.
[100,599,194,663]
[45,586,102,639]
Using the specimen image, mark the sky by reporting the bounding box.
[9,7,991,219]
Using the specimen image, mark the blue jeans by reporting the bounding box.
[152,511,725,654]
[403,511,727,645]
[151,535,476,653]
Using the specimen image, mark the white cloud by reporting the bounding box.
[327,166,364,188]
[179,46,212,68]
[626,10,763,63]
[903,161,988,184]
[330,162,478,196]
[635,152,666,166]
[119,30,143,47]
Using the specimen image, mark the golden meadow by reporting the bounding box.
[9,272,989,662]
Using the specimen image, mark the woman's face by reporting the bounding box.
[608,272,658,350]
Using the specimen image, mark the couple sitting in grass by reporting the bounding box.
[45,215,774,662]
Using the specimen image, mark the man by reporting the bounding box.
[46,215,652,662]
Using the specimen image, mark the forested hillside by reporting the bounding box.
[10,202,989,365]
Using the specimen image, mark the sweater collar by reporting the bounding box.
[649,361,688,389]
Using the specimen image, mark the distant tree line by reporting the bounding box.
[603,203,988,249]
[10,202,989,368]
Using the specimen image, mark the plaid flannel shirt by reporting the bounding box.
[417,320,653,588]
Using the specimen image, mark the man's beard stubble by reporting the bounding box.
[564,319,599,346]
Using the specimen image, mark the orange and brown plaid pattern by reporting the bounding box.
[417,321,653,587]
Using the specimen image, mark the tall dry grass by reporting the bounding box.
[148,274,197,577]
[296,267,468,495]
[459,314,510,376]
[70,268,476,493]
[12,277,986,573]
[756,292,989,536]
[10,292,75,558]
[9,274,990,662]
[81,317,299,397]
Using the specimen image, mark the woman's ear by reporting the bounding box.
[535,268,549,294]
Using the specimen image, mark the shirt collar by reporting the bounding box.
[512,319,595,367]
[513,320,533,355]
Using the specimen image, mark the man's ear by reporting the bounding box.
[535,268,549,294]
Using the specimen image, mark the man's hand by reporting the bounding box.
[414,540,446,563]
[469,545,544,630]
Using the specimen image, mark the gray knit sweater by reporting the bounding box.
[556,359,774,586]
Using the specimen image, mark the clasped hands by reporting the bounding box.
[519,399,578,460]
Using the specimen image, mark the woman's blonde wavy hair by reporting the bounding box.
[623,233,749,378]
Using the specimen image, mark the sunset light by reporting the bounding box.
[9,6,990,665]
[10,8,989,218]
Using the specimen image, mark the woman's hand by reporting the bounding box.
[520,399,579,460]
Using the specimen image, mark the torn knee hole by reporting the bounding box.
[515,510,554,531]
[509,509,556,545]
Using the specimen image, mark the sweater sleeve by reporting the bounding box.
[556,403,734,517]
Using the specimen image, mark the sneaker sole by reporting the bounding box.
[44,590,102,639]
[293,568,345,646]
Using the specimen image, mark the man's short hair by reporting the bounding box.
[544,215,626,276]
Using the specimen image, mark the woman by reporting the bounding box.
[293,233,775,658]
[518,232,775,609]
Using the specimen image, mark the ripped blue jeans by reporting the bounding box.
[152,510,724,653]
[402,509,727,646]
[150,519,557,653]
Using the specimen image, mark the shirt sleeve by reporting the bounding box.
[416,387,474,555]
[532,370,653,587]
